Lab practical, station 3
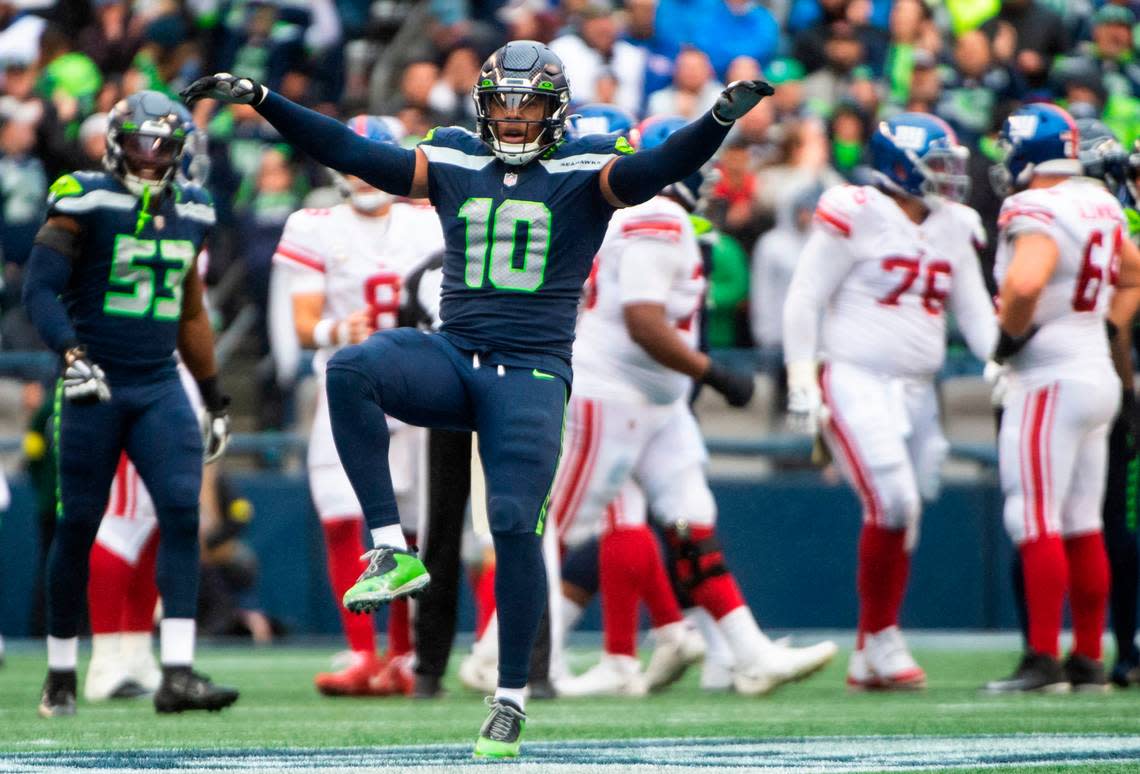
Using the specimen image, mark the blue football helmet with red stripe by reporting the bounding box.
[869,112,970,203]
[568,104,637,138]
[337,115,405,209]
[991,103,1081,195]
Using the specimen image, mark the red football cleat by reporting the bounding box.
[314,651,386,696]
[369,653,415,696]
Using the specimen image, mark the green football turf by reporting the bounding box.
[1,644,1138,772]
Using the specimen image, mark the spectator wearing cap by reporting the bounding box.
[936,29,1020,147]
[766,58,807,123]
[550,0,646,114]
[622,0,680,107]
[980,0,1069,90]
[646,47,722,118]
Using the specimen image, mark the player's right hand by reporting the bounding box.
[983,360,1009,409]
[702,361,755,408]
[786,360,822,435]
[62,347,111,404]
[180,73,266,107]
[712,79,775,124]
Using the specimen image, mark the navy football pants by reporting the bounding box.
[326,329,567,688]
[48,373,203,639]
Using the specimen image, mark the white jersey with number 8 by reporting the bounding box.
[994,177,1126,386]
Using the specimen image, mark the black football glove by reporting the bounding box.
[62,346,111,404]
[702,361,755,408]
[992,325,1039,364]
[197,376,231,465]
[180,73,266,107]
[712,79,775,125]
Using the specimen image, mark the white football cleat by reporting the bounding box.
[84,635,147,702]
[700,658,735,692]
[120,632,161,693]
[556,653,648,697]
[846,649,882,690]
[733,640,838,696]
[458,650,498,694]
[862,626,926,690]
[645,622,705,692]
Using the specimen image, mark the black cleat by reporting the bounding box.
[38,670,77,718]
[1065,653,1109,693]
[983,652,1070,694]
[154,667,239,713]
[1112,657,1140,688]
[412,673,446,699]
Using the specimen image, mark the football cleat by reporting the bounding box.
[734,640,839,696]
[861,627,925,690]
[1112,657,1140,688]
[458,649,498,694]
[846,649,882,691]
[645,622,705,692]
[412,673,446,700]
[984,652,1070,694]
[342,547,430,614]
[700,659,735,692]
[84,659,146,702]
[556,653,648,697]
[474,697,526,759]
[369,652,415,696]
[314,651,386,697]
[153,667,240,713]
[1064,653,1110,694]
[38,670,77,718]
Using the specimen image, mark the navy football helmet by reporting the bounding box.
[1075,118,1136,208]
[991,103,1081,196]
[634,116,712,211]
[473,40,571,166]
[868,112,970,203]
[105,90,188,197]
[568,103,636,138]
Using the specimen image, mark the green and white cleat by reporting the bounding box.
[474,697,526,759]
[342,547,430,614]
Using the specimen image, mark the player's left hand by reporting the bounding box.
[712,79,775,125]
[62,347,111,404]
[180,73,266,107]
[702,361,755,407]
[983,360,1009,409]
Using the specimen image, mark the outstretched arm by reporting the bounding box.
[182,75,429,198]
[599,80,772,208]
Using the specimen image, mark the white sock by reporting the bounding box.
[494,686,526,712]
[47,635,78,671]
[89,633,120,667]
[715,606,771,666]
[120,631,153,660]
[160,618,195,666]
[370,525,408,550]
[686,608,734,669]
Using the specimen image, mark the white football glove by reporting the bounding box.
[786,360,823,435]
[202,409,230,465]
[983,359,1009,409]
[62,347,111,403]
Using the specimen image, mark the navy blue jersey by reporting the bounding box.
[419,127,631,378]
[46,171,214,378]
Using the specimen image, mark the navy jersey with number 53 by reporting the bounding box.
[45,171,215,378]
[419,127,630,378]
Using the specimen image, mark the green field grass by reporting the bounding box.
[1,643,1139,772]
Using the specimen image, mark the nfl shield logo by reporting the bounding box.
[504,172,518,187]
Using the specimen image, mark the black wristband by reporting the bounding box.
[993,325,1038,363]
[197,375,229,413]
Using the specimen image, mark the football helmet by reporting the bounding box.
[105,90,188,197]
[1076,118,1136,208]
[633,115,711,211]
[568,103,636,138]
[336,115,406,211]
[990,103,1081,196]
[869,112,970,203]
[473,40,571,166]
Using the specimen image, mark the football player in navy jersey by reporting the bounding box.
[183,40,770,757]
[22,91,237,717]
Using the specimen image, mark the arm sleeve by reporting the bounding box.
[22,240,78,354]
[607,110,730,206]
[781,228,855,364]
[256,91,416,196]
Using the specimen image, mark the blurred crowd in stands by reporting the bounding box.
[1,0,1138,414]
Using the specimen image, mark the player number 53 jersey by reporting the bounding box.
[573,196,705,405]
[994,177,1125,382]
[273,202,444,373]
[786,184,996,376]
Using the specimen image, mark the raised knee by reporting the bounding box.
[488,495,538,535]
[326,361,375,403]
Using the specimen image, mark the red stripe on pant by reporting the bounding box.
[552,400,596,539]
[820,365,882,524]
